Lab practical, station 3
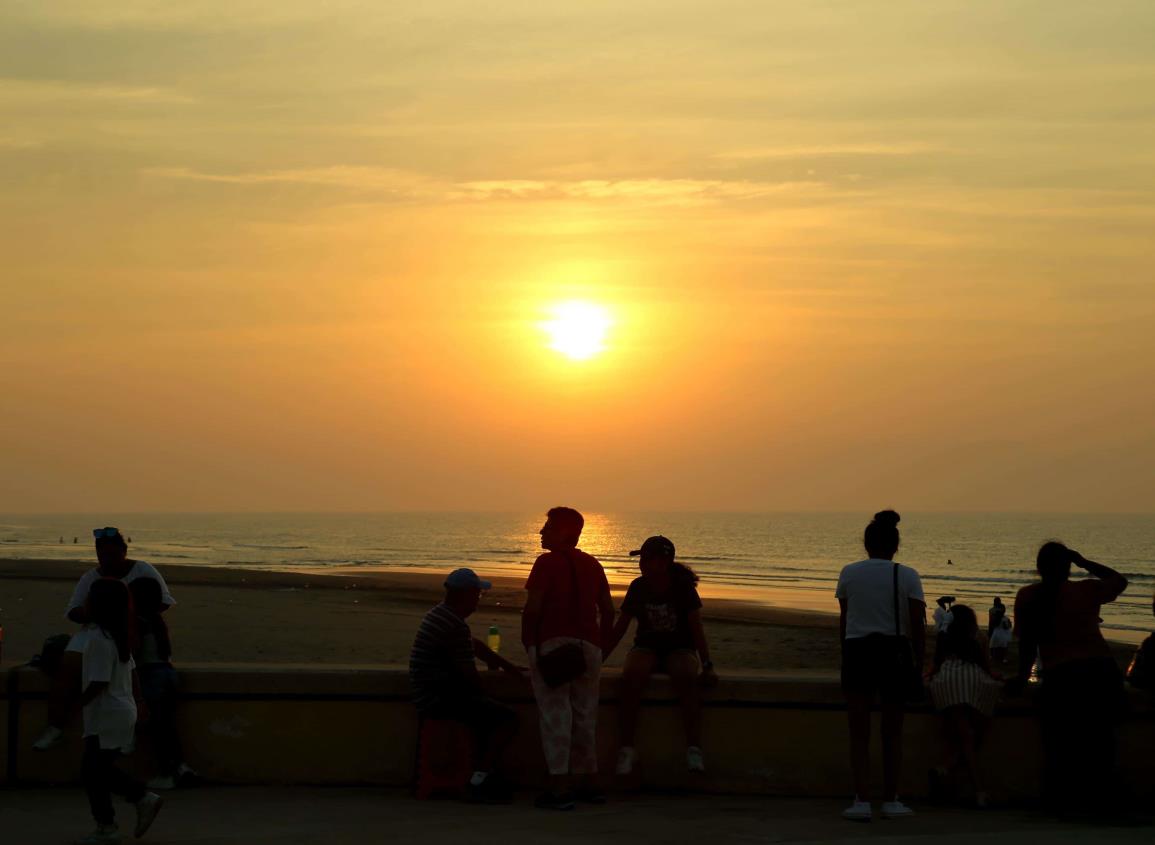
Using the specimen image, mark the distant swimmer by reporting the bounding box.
[59,536,64,544]
[947,559,954,566]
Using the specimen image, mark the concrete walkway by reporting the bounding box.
[0,787,1150,844]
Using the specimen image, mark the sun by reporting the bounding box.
[541,301,612,361]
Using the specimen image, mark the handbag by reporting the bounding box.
[893,563,924,701]
[535,551,588,688]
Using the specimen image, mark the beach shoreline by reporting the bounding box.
[0,558,1139,672]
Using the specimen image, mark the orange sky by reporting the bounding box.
[2,2,1154,513]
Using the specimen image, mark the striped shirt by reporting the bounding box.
[409,603,476,712]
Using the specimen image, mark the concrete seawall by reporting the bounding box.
[3,665,1152,800]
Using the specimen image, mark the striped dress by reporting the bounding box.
[929,658,1002,716]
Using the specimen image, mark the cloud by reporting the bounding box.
[713,142,943,161]
[143,165,834,207]
[0,79,195,105]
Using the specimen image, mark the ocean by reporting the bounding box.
[2,512,1152,642]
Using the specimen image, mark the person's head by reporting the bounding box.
[994,597,1004,607]
[630,535,675,578]
[863,510,901,560]
[93,527,129,576]
[442,568,491,618]
[129,577,164,616]
[937,596,950,610]
[540,506,584,551]
[86,577,132,662]
[946,604,978,639]
[1037,541,1072,585]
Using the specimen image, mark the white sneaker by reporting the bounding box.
[33,725,65,751]
[881,799,914,818]
[133,792,164,838]
[147,775,177,790]
[686,746,706,773]
[76,824,120,844]
[615,746,637,775]
[842,798,872,821]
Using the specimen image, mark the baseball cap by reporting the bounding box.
[629,535,676,559]
[444,568,492,590]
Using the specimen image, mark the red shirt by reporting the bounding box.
[525,549,610,648]
[1014,579,1115,669]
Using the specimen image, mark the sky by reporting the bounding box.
[2,1,1154,513]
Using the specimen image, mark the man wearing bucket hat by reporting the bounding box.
[409,568,524,803]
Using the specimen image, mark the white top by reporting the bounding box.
[70,626,138,751]
[933,607,955,633]
[990,617,1013,648]
[66,561,175,618]
[835,558,926,639]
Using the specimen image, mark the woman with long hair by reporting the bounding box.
[835,510,926,822]
[73,578,164,844]
[603,535,717,777]
[927,604,1002,807]
[1011,542,1128,816]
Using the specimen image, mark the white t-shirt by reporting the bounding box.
[66,561,175,618]
[71,626,138,751]
[835,558,926,639]
[990,617,1013,649]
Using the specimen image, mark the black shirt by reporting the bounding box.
[621,575,702,653]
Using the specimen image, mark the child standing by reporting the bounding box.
[75,578,164,844]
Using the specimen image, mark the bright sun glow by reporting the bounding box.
[541,301,612,360]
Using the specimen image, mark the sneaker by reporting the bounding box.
[133,793,164,838]
[841,798,872,822]
[469,774,514,805]
[76,824,120,844]
[33,725,65,751]
[615,746,637,776]
[686,746,706,773]
[146,775,177,791]
[575,787,606,805]
[534,791,576,811]
[880,799,914,819]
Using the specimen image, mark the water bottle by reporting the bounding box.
[486,625,501,654]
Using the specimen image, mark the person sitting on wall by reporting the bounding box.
[34,527,176,751]
[409,568,524,803]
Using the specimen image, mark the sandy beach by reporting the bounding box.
[0,557,1132,674]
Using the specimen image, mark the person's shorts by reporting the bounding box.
[421,695,518,736]
[629,646,698,674]
[840,634,909,704]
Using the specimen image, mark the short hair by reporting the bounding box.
[546,506,585,538]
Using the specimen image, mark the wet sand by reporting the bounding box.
[2,557,1127,674]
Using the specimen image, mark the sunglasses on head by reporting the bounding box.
[92,527,122,539]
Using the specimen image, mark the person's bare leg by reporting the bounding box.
[617,650,656,748]
[881,699,905,802]
[666,652,702,748]
[846,693,873,801]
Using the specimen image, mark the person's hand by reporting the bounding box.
[700,666,719,688]
[1068,548,1087,567]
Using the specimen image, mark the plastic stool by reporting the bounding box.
[414,718,473,800]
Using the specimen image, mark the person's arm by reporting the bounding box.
[602,610,633,661]
[1008,590,1033,695]
[689,608,717,686]
[521,588,544,652]
[66,572,93,623]
[597,583,615,654]
[908,599,927,674]
[473,637,525,675]
[80,681,108,706]
[1070,550,1128,602]
[838,598,848,644]
[67,607,88,625]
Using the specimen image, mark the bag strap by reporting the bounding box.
[893,562,902,639]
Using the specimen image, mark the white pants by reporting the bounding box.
[528,638,602,776]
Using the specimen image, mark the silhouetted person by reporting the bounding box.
[836,510,926,821]
[927,605,1001,808]
[522,506,614,811]
[987,597,1006,638]
[1125,591,1153,690]
[603,536,717,777]
[990,615,1012,664]
[409,568,523,803]
[1011,542,1128,817]
[35,528,175,751]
